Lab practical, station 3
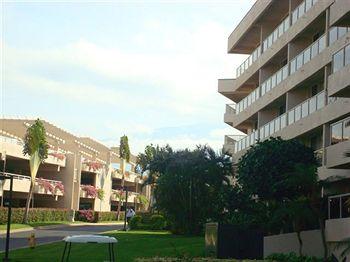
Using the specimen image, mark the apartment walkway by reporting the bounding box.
[0,223,123,251]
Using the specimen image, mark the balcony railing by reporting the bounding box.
[292,0,318,25]
[236,32,327,115]
[235,0,319,79]
[234,91,326,153]
[236,45,261,78]
[225,104,236,115]
[328,193,350,219]
[290,34,326,74]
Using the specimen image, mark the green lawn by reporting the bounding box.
[0,224,32,231]
[2,230,204,262]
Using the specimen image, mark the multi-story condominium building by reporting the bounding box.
[0,118,151,213]
[219,0,349,252]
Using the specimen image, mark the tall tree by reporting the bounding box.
[116,135,130,220]
[141,145,232,234]
[22,119,49,223]
[236,137,322,256]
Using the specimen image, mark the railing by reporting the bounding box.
[0,135,23,146]
[288,91,325,126]
[225,104,236,115]
[236,33,326,115]
[236,45,261,78]
[234,91,326,153]
[235,0,319,79]
[262,16,290,53]
[292,0,318,25]
[290,34,326,75]
[329,27,350,46]
[0,172,63,185]
[328,193,350,219]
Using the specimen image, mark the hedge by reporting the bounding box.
[75,210,125,223]
[0,208,70,224]
[130,214,167,230]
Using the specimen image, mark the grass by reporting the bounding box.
[0,224,32,231]
[2,230,204,262]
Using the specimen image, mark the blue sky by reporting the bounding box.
[2,0,254,154]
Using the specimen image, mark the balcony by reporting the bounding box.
[329,0,350,27]
[0,173,64,196]
[110,189,139,203]
[223,135,245,155]
[328,39,350,97]
[224,104,236,125]
[81,161,104,173]
[235,91,325,153]
[236,34,326,116]
[218,79,236,100]
[80,185,97,199]
[326,193,350,242]
[0,135,66,167]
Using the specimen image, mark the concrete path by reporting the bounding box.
[0,223,123,251]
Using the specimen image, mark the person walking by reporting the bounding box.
[126,208,136,228]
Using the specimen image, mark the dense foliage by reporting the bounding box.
[139,145,233,234]
[266,252,325,262]
[0,208,70,224]
[23,119,49,161]
[235,137,326,257]
[237,137,318,202]
[119,135,131,162]
[129,214,167,230]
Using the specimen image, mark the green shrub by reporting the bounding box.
[150,215,166,230]
[266,252,323,262]
[0,208,70,224]
[74,210,125,223]
[130,215,143,229]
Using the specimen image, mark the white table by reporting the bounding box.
[61,235,118,262]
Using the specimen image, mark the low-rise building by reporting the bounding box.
[0,118,151,213]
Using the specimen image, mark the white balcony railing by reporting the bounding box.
[235,0,319,79]
[236,32,328,115]
[234,91,326,153]
[225,104,236,115]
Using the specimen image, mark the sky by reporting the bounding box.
[1,0,254,154]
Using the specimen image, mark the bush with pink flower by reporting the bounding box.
[81,185,97,198]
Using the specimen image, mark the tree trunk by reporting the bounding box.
[23,182,34,224]
[296,230,303,256]
[116,176,125,220]
[319,217,328,259]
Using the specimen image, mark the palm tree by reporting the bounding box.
[116,135,130,220]
[22,119,49,223]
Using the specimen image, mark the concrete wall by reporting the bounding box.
[264,230,324,258]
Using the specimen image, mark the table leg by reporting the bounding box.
[111,243,115,262]
[108,243,112,261]
[61,242,68,262]
[66,242,72,262]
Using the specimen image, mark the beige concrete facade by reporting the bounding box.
[0,118,151,214]
[219,0,350,256]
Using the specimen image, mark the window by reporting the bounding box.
[331,122,343,145]
[292,9,298,25]
[290,59,297,74]
[275,118,281,132]
[311,85,319,96]
[271,75,276,89]
[329,197,340,219]
[298,2,305,17]
[279,105,286,115]
[342,196,350,218]
[311,41,319,59]
[333,49,345,73]
[288,110,295,125]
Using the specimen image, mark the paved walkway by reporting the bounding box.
[0,223,123,251]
